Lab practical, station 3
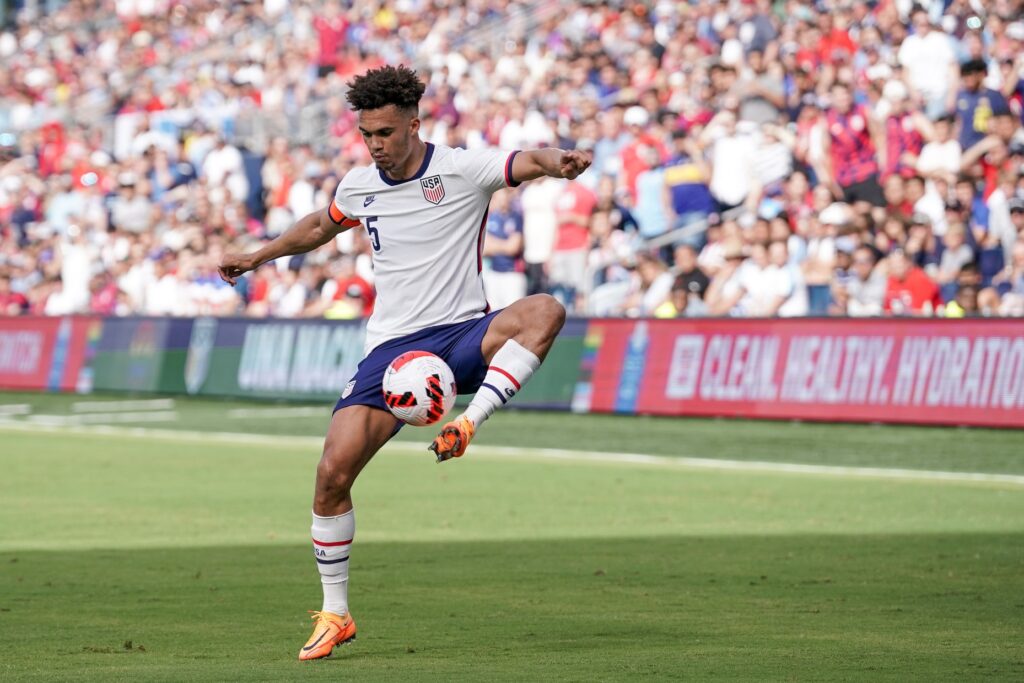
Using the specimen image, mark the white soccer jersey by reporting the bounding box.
[331,143,521,353]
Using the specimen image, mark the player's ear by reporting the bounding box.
[408,115,420,136]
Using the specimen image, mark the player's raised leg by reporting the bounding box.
[430,294,565,461]
[301,405,399,660]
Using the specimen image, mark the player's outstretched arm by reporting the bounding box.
[510,148,592,184]
[217,207,352,285]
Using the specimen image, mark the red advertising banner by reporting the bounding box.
[575,318,1024,428]
[0,317,99,391]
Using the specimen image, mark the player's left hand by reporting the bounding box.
[559,150,592,180]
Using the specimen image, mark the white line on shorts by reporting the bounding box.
[0,420,1022,488]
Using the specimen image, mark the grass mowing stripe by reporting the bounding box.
[2,420,1023,488]
[71,398,177,412]
[4,391,1023,475]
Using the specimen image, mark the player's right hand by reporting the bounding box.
[558,150,592,180]
[217,254,255,286]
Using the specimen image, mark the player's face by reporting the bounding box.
[358,105,420,176]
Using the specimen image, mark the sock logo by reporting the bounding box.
[504,388,515,398]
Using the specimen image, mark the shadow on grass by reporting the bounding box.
[1,533,1022,682]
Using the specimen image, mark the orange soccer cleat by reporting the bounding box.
[428,415,476,462]
[298,611,356,660]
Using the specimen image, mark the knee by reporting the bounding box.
[532,294,566,337]
[315,450,355,502]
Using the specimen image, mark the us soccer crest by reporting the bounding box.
[184,317,218,395]
[420,175,445,204]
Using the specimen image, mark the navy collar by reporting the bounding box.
[377,142,434,186]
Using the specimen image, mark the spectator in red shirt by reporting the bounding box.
[883,248,942,315]
[0,276,28,315]
[550,180,597,306]
[817,12,858,65]
[313,2,349,78]
[327,256,374,319]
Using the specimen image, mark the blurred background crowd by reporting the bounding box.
[2,0,1024,320]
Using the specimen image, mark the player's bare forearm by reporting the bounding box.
[511,148,592,183]
[218,208,343,285]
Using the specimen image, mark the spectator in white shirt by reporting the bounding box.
[898,7,958,119]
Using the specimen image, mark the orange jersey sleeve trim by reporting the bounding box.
[328,201,361,228]
[328,201,346,224]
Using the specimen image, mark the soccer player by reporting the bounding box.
[217,65,591,660]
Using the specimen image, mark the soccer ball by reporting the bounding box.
[382,351,457,426]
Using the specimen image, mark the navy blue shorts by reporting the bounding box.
[334,311,501,414]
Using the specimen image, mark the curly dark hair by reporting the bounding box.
[346,65,425,113]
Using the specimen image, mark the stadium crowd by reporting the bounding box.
[2,0,1024,320]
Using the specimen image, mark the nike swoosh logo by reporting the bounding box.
[302,629,331,651]
[363,196,376,207]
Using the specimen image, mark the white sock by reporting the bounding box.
[311,509,354,616]
[464,339,541,428]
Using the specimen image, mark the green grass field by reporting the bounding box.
[1,392,1023,681]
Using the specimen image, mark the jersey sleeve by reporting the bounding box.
[329,180,362,228]
[452,147,522,193]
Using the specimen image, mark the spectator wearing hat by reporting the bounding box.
[619,106,668,201]
[956,58,1011,151]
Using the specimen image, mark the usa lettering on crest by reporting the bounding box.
[420,175,445,204]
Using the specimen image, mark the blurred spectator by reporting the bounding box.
[550,180,596,307]
[1,0,1023,322]
[898,7,958,119]
[884,249,943,316]
[622,252,674,318]
[823,82,885,214]
[482,191,526,310]
[671,244,709,302]
[520,176,562,296]
[663,131,714,238]
[956,59,1010,151]
[936,222,975,300]
[0,275,27,315]
[841,245,887,317]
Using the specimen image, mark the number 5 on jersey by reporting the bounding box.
[366,216,380,252]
